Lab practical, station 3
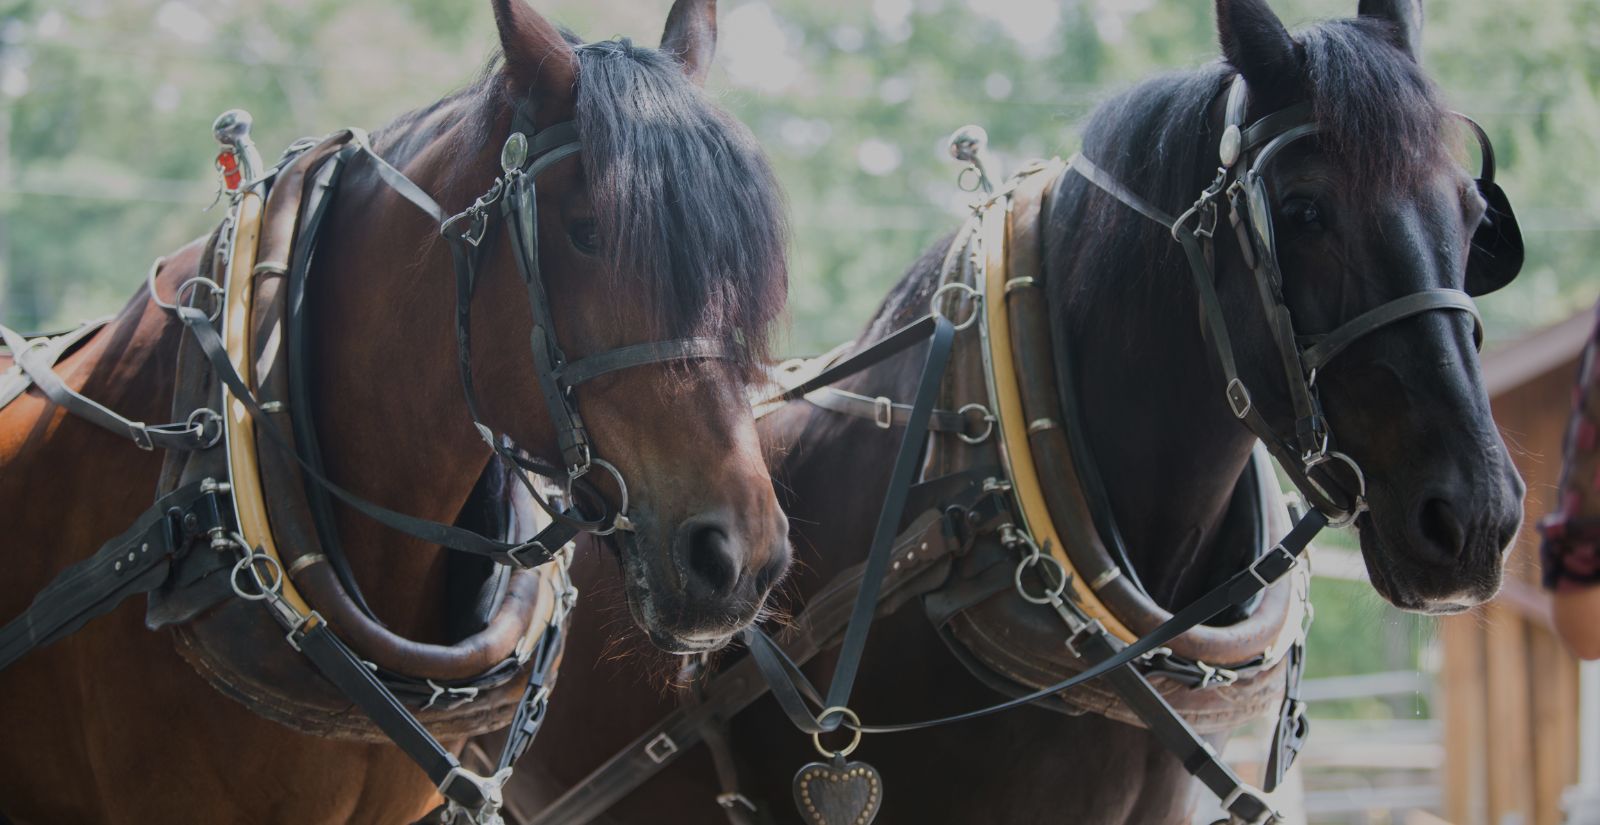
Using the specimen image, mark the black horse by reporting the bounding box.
[509,0,1524,822]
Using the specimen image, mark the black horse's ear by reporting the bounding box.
[1358,0,1423,61]
[660,0,717,86]
[1217,0,1302,106]
[492,0,578,111]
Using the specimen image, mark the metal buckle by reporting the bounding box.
[284,609,325,652]
[873,396,894,429]
[1225,378,1253,419]
[1248,545,1297,588]
[1172,169,1228,241]
[503,540,551,570]
[1218,783,1279,825]
[716,793,758,812]
[644,732,678,764]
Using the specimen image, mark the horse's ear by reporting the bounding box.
[660,0,717,86]
[492,0,577,108]
[1358,0,1423,60]
[1216,0,1302,105]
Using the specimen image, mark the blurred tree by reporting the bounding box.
[0,0,1592,347]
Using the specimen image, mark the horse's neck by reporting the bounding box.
[1054,237,1258,608]
[301,102,502,639]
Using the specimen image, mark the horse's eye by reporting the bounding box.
[1282,198,1322,229]
[569,220,600,255]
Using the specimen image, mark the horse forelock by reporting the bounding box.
[1298,18,1454,193]
[1054,16,1459,331]
[574,38,789,367]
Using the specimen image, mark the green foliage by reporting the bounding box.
[2,0,1593,345]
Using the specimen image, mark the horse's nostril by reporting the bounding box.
[681,520,740,599]
[1416,497,1467,563]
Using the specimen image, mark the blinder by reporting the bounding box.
[1462,116,1524,296]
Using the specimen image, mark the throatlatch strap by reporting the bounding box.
[0,481,217,672]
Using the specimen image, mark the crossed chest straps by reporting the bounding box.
[1071,75,1523,524]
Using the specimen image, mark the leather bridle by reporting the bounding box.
[363,100,735,559]
[1069,75,1522,525]
[0,90,740,824]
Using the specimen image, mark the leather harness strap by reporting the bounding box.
[525,499,982,825]
[0,323,219,452]
[802,386,972,433]
[0,481,220,672]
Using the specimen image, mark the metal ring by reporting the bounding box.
[185,407,224,450]
[173,277,225,322]
[929,281,982,332]
[957,166,981,192]
[569,457,632,536]
[230,549,284,602]
[956,403,995,445]
[1303,450,1368,527]
[1014,550,1069,606]
[811,706,863,759]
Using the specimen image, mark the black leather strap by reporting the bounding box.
[0,481,217,672]
[1071,628,1276,824]
[177,305,566,567]
[559,338,731,388]
[1264,642,1309,792]
[841,508,1326,735]
[292,621,480,807]
[819,316,954,726]
[0,323,218,452]
[775,315,951,404]
[802,387,971,433]
[1298,288,1482,373]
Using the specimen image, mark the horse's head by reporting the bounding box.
[1213,0,1524,613]
[465,0,790,652]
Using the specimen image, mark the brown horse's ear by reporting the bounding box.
[1358,0,1423,61]
[1216,0,1303,106]
[492,0,578,108]
[660,0,717,85]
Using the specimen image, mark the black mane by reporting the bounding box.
[574,38,788,363]
[1048,17,1455,338]
[373,38,788,365]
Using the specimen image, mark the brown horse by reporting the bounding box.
[510,1,1525,823]
[0,1,790,822]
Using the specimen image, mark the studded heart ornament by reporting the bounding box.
[792,754,882,825]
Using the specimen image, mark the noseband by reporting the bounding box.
[1068,75,1523,523]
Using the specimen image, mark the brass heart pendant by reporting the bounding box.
[792,755,883,825]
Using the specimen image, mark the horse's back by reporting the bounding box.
[0,235,448,824]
